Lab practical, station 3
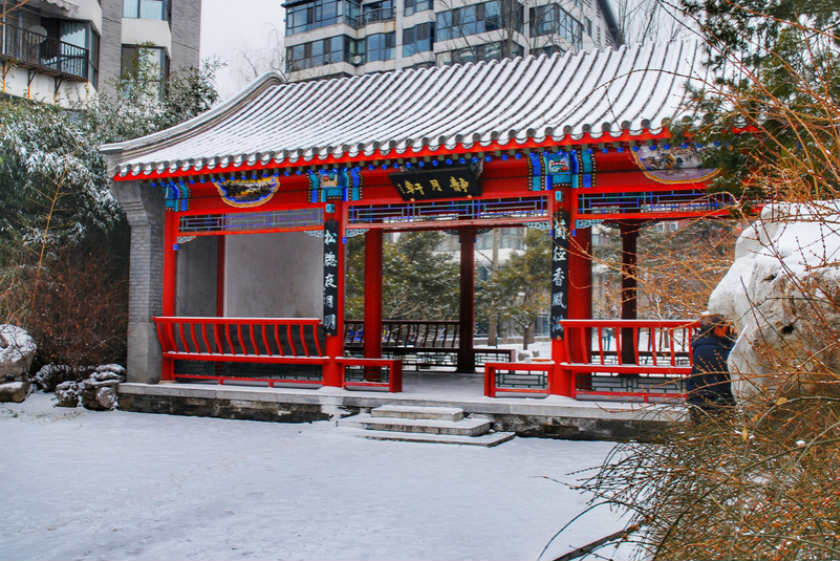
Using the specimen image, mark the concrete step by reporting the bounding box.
[358,429,516,447]
[371,404,464,421]
[342,413,491,436]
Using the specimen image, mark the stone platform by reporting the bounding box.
[118,372,687,441]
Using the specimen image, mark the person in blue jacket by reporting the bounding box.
[688,314,736,421]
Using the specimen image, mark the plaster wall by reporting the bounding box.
[176,236,218,317]
[224,232,323,319]
[121,18,172,52]
[1,67,90,105]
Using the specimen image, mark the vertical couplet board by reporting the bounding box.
[323,219,340,336]
[550,211,569,339]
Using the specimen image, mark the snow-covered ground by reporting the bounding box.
[0,393,635,561]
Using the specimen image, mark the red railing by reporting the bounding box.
[484,361,554,397]
[337,357,403,392]
[560,319,698,402]
[153,316,328,385]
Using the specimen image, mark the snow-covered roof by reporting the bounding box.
[102,40,707,180]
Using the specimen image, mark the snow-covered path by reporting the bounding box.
[1,394,631,561]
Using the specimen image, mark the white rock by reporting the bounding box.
[0,325,37,383]
[707,201,840,402]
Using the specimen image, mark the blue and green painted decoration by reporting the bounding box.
[308,167,363,203]
[528,150,595,191]
[154,179,191,211]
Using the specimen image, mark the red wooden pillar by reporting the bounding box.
[457,227,476,373]
[363,230,383,358]
[323,203,345,387]
[216,236,225,316]
[567,227,592,392]
[568,228,592,320]
[363,230,383,381]
[161,210,178,381]
[620,221,640,364]
[162,210,177,316]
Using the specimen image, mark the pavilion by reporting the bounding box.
[102,40,733,401]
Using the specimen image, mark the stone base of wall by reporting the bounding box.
[119,392,332,423]
[490,413,671,441]
[117,383,685,440]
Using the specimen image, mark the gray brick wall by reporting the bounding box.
[99,0,124,97]
[111,180,165,384]
[170,0,202,72]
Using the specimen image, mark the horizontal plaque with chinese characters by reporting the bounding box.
[389,167,481,200]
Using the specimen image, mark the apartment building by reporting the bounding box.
[284,0,620,81]
[0,0,200,107]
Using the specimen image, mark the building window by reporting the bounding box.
[123,0,170,20]
[403,0,432,17]
[285,0,362,35]
[363,0,395,23]
[285,35,350,72]
[365,32,395,62]
[435,40,522,65]
[121,45,169,98]
[436,0,523,42]
[529,3,583,49]
[402,22,433,56]
[41,19,98,84]
[534,44,565,57]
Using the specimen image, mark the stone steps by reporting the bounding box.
[341,405,515,447]
[371,404,464,421]
[360,429,515,447]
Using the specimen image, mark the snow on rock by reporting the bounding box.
[0,324,36,381]
[33,362,125,408]
[55,381,81,407]
[0,325,36,402]
[33,364,75,392]
[0,381,28,403]
[707,201,840,402]
[80,368,124,411]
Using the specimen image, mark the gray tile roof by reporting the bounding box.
[102,40,707,179]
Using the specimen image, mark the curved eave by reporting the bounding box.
[112,128,673,182]
[101,72,287,158]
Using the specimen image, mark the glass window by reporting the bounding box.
[286,0,362,34]
[123,0,169,20]
[483,0,500,30]
[363,0,394,23]
[404,0,431,16]
[123,0,138,18]
[140,0,165,19]
[366,32,394,62]
[120,45,169,98]
[402,22,433,56]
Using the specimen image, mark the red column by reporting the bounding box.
[216,236,225,317]
[323,203,345,387]
[363,230,383,359]
[620,221,640,364]
[162,210,177,316]
[568,227,592,361]
[457,227,476,373]
[161,211,178,382]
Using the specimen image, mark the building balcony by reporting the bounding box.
[0,21,89,82]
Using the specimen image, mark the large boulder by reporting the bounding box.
[0,325,36,401]
[708,202,840,402]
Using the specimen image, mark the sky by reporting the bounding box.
[200,0,287,101]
